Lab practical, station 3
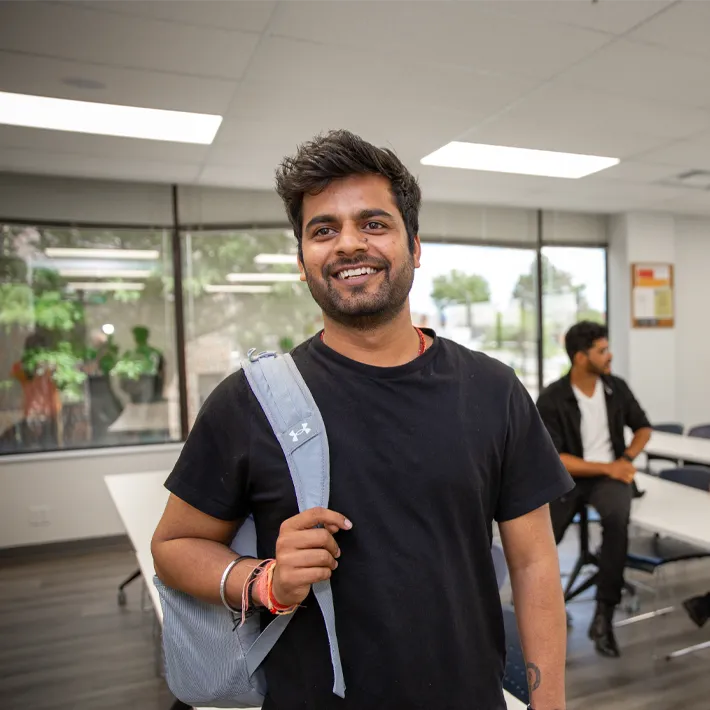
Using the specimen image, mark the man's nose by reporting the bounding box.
[336,222,368,256]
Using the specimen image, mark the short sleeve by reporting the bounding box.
[164,371,251,521]
[495,377,575,522]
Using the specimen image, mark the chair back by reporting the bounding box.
[688,424,710,440]
[653,423,684,435]
[660,466,710,492]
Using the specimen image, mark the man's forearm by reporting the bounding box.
[152,537,265,608]
[625,427,652,460]
[560,453,609,477]
[509,556,567,710]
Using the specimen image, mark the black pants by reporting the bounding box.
[550,477,632,607]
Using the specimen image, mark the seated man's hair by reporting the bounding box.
[565,321,609,362]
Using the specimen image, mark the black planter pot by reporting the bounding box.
[87,374,124,437]
[119,374,162,404]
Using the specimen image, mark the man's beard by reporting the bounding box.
[588,361,610,376]
[303,254,415,331]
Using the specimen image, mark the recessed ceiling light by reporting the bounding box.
[204,284,274,294]
[67,282,145,291]
[59,268,150,278]
[46,247,159,260]
[421,141,620,179]
[0,91,222,144]
[254,253,298,266]
[226,273,302,283]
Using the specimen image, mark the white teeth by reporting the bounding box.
[337,267,377,279]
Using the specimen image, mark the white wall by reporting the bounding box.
[675,217,710,430]
[608,212,710,429]
[0,444,181,548]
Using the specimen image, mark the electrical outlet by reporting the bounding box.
[28,505,51,527]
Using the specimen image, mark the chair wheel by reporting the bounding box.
[118,589,127,606]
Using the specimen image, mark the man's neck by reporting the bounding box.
[570,367,599,397]
[320,308,429,367]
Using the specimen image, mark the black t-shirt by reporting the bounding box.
[166,331,573,710]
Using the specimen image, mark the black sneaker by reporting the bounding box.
[683,596,710,628]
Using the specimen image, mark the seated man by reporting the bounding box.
[537,321,652,658]
[684,592,710,628]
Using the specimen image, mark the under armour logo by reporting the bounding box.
[289,422,312,442]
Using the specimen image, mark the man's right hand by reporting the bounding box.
[269,507,352,607]
[605,459,636,484]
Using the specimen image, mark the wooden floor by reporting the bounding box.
[1,532,709,710]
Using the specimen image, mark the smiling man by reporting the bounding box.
[152,130,573,710]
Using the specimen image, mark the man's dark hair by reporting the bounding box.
[275,130,421,255]
[565,321,609,363]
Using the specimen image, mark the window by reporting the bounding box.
[182,229,322,425]
[541,246,607,387]
[412,242,539,397]
[0,224,180,453]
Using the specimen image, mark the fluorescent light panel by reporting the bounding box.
[254,253,299,266]
[46,248,159,260]
[68,282,145,291]
[204,284,274,294]
[59,268,150,278]
[0,91,222,144]
[421,141,619,179]
[226,273,301,283]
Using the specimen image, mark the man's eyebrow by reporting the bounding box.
[358,209,395,221]
[304,214,338,232]
[304,209,395,233]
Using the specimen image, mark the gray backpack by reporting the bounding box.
[153,350,345,707]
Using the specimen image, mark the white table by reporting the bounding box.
[105,471,527,710]
[644,430,710,467]
[630,472,710,659]
[632,472,710,549]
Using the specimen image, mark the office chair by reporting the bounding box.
[564,505,639,612]
[502,605,530,705]
[688,424,710,440]
[618,467,710,660]
[118,568,141,606]
[647,423,684,472]
[653,423,684,435]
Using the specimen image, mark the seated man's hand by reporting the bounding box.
[605,459,636,484]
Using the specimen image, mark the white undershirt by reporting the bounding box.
[572,378,615,464]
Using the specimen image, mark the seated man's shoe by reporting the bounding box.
[588,604,621,658]
[683,595,710,628]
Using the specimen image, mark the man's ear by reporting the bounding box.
[297,256,307,282]
[413,235,422,269]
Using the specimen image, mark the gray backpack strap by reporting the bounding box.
[242,351,345,698]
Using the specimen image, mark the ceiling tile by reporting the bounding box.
[482,0,673,35]
[0,125,210,163]
[558,39,710,108]
[0,146,200,183]
[628,1,710,61]
[268,1,612,79]
[471,82,710,140]
[0,51,237,114]
[459,118,668,160]
[636,133,710,170]
[0,1,259,79]
[583,161,681,184]
[72,0,277,33]
[241,35,538,121]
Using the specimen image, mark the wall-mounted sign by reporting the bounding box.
[631,263,674,328]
